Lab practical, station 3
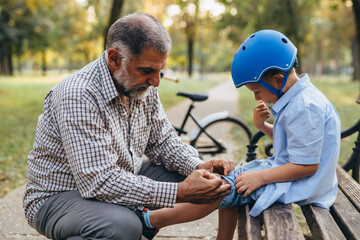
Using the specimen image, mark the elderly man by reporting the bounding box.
[24,12,233,240]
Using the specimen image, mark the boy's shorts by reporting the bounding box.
[219,159,272,208]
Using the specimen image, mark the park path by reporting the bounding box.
[0,79,239,240]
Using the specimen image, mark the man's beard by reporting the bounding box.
[113,66,151,100]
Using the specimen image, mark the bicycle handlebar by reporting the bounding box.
[160,70,179,83]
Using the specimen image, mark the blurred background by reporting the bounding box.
[1,0,360,77]
[0,0,359,197]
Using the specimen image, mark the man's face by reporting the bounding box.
[245,83,279,104]
[113,47,168,100]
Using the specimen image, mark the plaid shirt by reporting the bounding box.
[24,53,202,227]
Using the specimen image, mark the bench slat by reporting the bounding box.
[262,203,304,240]
[336,166,360,212]
[331,188,360,240]
[301,204,346,240]
[238,204,262,240]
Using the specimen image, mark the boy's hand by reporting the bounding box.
[235,171,265,198]
[253,101,270,130]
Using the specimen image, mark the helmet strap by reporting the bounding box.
[259,71,289,98]
[279,71,289,97]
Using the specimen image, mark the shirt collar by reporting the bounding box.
[271,73,310,115]
[98,52,120,104]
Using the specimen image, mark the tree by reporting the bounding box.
[0,6,13,75]
[217,0,319,73]
[0,0,35,75]
[103,0,124,50]
[351,0,360,81]
[176,0,200,77]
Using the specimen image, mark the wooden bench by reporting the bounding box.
[239,118,360,240]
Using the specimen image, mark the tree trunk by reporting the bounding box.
[352,0,360,81]
[352,38,360,81]
[103,0,124,50]
[41,50,47,76]
[335,42,340,76]
[0,41,13,76]
[187,37,194,77]
[284,0,303,73]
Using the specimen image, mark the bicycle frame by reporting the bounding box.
[173,102,226,154]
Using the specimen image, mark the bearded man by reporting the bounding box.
[23,12,233,240]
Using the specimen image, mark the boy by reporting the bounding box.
[136,29,341,240]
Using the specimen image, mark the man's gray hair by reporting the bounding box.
[106,12,172,60]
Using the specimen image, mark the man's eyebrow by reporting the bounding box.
[138,67,156,71]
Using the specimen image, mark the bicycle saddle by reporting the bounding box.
[177,92,208,102]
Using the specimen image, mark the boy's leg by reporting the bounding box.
[35,191,143,240]
[217,206,238,240]
[149,199,222,229]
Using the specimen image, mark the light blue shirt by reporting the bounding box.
[220,74,341,217]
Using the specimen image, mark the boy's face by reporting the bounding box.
[245,83,279,104]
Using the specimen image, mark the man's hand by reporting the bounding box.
[177,169,230,204]
[235,171,264,198]
[197,159,235,176]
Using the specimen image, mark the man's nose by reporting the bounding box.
[148,73,161,87]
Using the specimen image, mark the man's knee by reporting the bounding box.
[97,208,142,240]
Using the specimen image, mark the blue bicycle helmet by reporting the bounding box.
[231,29,297,97]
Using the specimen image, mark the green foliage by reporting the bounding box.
[1,0,358,78]
[216,0,320,73]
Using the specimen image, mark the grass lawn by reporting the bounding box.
[0,71,226,197]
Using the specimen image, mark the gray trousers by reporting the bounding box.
[35,160,186,240]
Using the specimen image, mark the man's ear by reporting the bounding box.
[107,48,123,68]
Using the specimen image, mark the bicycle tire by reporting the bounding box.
[190,117,252,164]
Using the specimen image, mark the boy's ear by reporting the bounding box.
[273,73,283,89]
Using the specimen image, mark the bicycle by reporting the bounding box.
[160,71,252,162]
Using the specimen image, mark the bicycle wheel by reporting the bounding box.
[190,117,252,165]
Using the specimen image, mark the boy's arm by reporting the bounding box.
[235,163,319,198]
[253,101,273,139]
[257,122,273,139]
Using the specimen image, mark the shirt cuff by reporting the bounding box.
[152,181,178,208]
[184,157,203,175]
